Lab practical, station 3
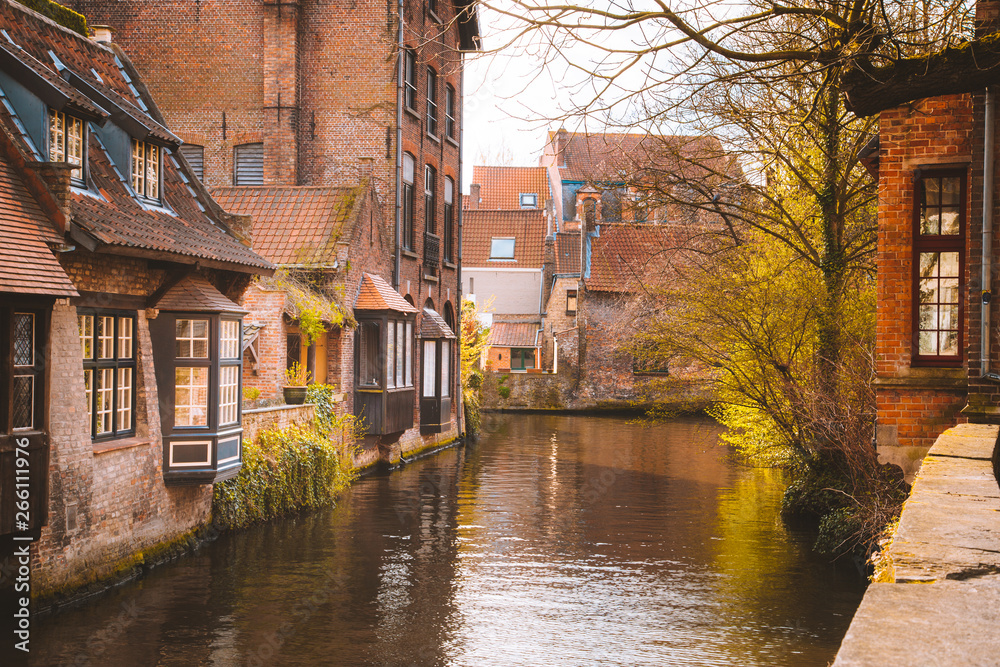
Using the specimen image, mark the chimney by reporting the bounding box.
[92,25,113,43]
[556,127,568,167]
[26,161,74,231]
[468,183,481,209]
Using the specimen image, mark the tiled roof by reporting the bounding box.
[421,307,456,339]
[471,166,550,210]
[549,130,730,184]
[154,274,247,313]
[0,143,76,296]
[0,0,272,273]
[586,224,682,293]
[355,273,417,313]
[555,232,580,274]
[212,185,364,266]
[462,209,547,267]
[488,321,539,348]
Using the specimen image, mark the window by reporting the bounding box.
[445,84,456,139]
[443,176,454,262]
[48,109,84,181]
[511,348,536,371]
[357,318,413,390]
[12,312,44,430]
[174,318,210,427]
[234,142,264,185]
[179,144,205,181]
[426,67,438,137]
[490,237,515,260]
[79,311,136,439]
[914,171,965,363]
[403,153,415,250]
[566,289,578,314]
[423,340,437,397]
[519,193,538,209]
[220,319,241,426]
[425,164,436,234]
[428,0,438,19]
[404,48,417,111]
[131,139,160,200]
[359,321,382,388]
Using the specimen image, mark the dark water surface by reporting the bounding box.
[28,414,863,666]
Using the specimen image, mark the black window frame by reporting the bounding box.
[426,67,439,137]
[912,168,966,367]
[78,309,138,441]
[404,48,417,112]
[7,308,47,433]
[444,84,456,139]
[403,152,416,250]
[425,164,437,234]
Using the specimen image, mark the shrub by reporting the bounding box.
[212,425,355,530]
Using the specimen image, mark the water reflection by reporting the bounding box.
[24,414,862,666]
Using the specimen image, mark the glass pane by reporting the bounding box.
[177,319,210,358]
[13,312,33,366]
[359,321,381,387]
[117,368,133,432]
[919,331,937,355]
[423,341,436,398]
[919,305,938,329]
[96,368,113,434]
[79,314,94,359]
[98,316,114,359]
[221,320,240,359]
[405,322,413,387]
[940,176,960,205]
[175,367,209,427]
[940,208,960,235]
[441,341,450,397]
[119,317,133,359]
[12,375,33,429]
[396,322,404,388]
[940,279,959,304]
[939,252,960,277]
[920,210,940,236]
[387,322,396,389]
[220,365,239,425]
[924,177,941,206]
[940,330,959,356]
[84,369,93,433]
[403,153,414,183]
[919,252,940,277]
[490,238,515,259]
[941,305,959,329]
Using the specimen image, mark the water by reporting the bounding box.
[26,414,863,666]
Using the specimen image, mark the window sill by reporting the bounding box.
[93,436,150,455]
[428,9,442,23]
[874,367,967,389]
[423,273,439,283]
[401,248,419,259]
[427,132,441,145]
[443,261,456,270]
[445,135,459,148]
[404,107,420,122]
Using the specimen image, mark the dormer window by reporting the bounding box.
[490,237,515,260]
[131,139,160,201]
[48,109,84,181]
[519,193,538,209]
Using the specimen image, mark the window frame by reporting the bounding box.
[48,108,86,184]
[426,67,439,138]
[78,309,137,441]
[403,153,416,250]
[519,192,538,209]
[404,48,417,112]
[490,237,516,260]
[911,168,966,367]
[425,164,437,234]
[443,176,454,262]
[131,138,162,202]
[444,84,456,140]
[510,347,536,371]
[566,289,578,315]
[233,142,264,186]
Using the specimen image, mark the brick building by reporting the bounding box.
[0,0,272,603]
[71,0,482,461]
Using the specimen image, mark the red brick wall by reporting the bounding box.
[875,94,975,469]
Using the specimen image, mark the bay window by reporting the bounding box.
[355,313,415,434]
[79,310,136,439]
[913,170,964,365]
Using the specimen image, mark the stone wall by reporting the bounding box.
[241,403,317,443]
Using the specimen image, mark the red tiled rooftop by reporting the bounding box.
[471,166,550,210]
[488,321,540,348]
[421,307,455,339]
[212,185,365,266]
[355,273,417,313]
[555,232,581,274]
[586,224,683,293]
[154,274,246,313]
[462,209,547,268]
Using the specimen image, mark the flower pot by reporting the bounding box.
[283,386,308,405]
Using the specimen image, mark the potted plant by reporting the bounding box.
[283,362,312,405]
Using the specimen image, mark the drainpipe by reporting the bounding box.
[982,87,999,382]
[456,66,466,435]
[394,0,404,291]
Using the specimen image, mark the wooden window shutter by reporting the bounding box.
[234,143,264,185]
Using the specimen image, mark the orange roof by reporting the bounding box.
[586,224,683,293]
[154,274,247,313]
[462,209,547,268]
[0,146,76,296]
[355,273,417,313]
[555,232,580,274]
[421,307,455,339]
[488,321,540,348]
[212,185,365,266]
[471,166,550,210]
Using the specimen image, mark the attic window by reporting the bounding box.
[234,143,264,185]
[490,237,515,260]
[48,109,84,181]
[519,193,537,209]
[131,139,160,200]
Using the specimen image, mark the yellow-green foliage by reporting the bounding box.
[461,298,491,434]
[15,0,87,36]
[212,424,355,530]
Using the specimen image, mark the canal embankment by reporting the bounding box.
[834,423,1000,666]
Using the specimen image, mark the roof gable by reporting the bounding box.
[462,209,547,267]
[471,165,550,210]
[154,274,246,313]
[355,273,417,314]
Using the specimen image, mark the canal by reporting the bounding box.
[28,414,863,666]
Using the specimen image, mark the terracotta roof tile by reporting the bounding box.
[212,185,364,266]
[471,166,550,210]
[0,148,76,296]
[462,209,547,268]
[0,1,272,273]
[555,232,580,274]
[488,321,539,348]
[355,273,417,313]
[421,307,455,338]
[586,224,682,293]
[154,274,247,313]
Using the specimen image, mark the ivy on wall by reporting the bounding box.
[15,0,88,36]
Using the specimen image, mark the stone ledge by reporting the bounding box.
[92,436,151,455]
